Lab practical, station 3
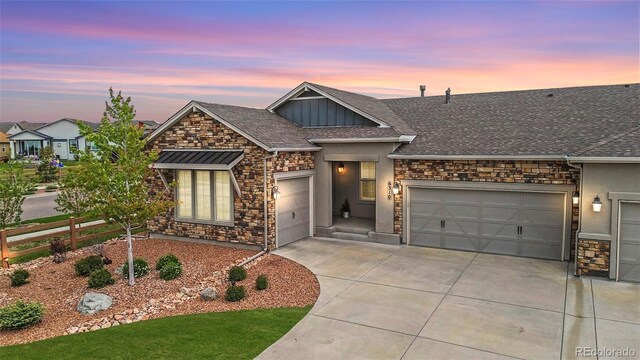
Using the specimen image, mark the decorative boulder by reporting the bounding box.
[77,292,113,315]
[200,287,218,301]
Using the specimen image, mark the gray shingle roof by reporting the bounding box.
[309,83,415,135]
[195,101,316,150]
[303,126,401,140]
[0,122,16,133]
[383,84,640,157]
[572,126,640,157]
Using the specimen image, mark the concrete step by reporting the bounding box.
[331,231,370,242]
[332,225,371,235]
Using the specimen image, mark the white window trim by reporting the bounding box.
[174,169,234,226]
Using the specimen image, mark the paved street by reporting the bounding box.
[22,191,60,220]
[259,237,640,360]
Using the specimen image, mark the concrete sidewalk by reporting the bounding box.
[259,237,640,360]
[8,219,105,243]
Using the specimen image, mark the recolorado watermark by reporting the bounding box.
[576,347,637,358]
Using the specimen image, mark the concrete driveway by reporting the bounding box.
[258,237,640,360]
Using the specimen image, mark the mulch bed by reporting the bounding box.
[0,238,319,346]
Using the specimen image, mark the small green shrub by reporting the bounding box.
[155,254,180,270]
[225,285,246,302]
[10,269,30,287]
[122,258,150,279]
[45,185,58,190]
[159,261,182,280]
[74,255,104,277]
[228,266,247,283]
[88,269,115,289]
[256,274,268,290]
[0,300,44,330]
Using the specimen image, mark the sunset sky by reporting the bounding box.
[1,1,638,123]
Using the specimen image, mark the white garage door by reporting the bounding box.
[618,202,640,283]
[277,177,311,247]
[53,140,69,160]
[409,188,565,260]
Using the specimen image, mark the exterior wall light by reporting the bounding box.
[272,186,280,200]
[592,195,602,213]
[337,162,345,174]
[392,181,400,195]
[572,191,580,205]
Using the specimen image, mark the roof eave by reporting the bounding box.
[565,156,640,163]
[388,154,567,160]
[309,135,415,144]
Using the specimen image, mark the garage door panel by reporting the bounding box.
[410,217,441,233]
[444,189,480,203]
[411,188,441,201]
[521,224,563,242]
[444,235,479,252]
[521,208,564,226]
[522,242,562,260]
[410,231,442,247]
[483,191,519,206]
[482,222,519,239]
[522,192,565,208]
[444,204,478,220]
[411,202,440,218]
[619,202,640,283]
[483,206,519,222]
[481,238,519,256]
[443,219,479,236]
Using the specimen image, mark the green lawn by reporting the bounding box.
[0,307,310,359]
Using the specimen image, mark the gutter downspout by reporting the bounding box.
[240,151,277,267]
[565,155,583,277]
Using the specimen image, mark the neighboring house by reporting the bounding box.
[134,120,161,136]
[0,131,10,160]
[146,82,640,283]
[7,118,101,160]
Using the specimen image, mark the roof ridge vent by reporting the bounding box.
[445,88,451,104]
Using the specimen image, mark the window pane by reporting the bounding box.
[360,162,376,179]
[215,171,232,221]
[176,170,192,218]
[195,171,211,220]
[360,179,376,201]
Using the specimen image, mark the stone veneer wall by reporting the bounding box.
[147,110,314,249]
[393,160,580,257]
[577,239,610,276]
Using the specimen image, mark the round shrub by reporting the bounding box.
[74,255,104,277]
[88,269,115,289]
[228,266,247,283]
[0,300,44,330]
[10,269,30,287]
[256,274,268,291]
[225,285,246,302]
[122,258,150,279]
[156,254,180,270]
[159,261,182,280]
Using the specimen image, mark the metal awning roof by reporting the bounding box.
[154,150,244,170]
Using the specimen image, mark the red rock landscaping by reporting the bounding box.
[0,238,319,346]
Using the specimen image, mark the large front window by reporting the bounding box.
[359,162,376,201]
[176,170,233,224]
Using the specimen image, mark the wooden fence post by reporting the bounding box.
[70,217,77,251]
[1,230,9,269]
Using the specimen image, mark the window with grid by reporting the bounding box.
[359,162,376,201]
[175,170,233,224]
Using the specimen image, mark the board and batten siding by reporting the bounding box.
[275,98,377,127]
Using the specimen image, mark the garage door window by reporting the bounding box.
[175,170,233,225]
[360,162,376,201]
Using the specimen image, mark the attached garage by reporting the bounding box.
[275,172,314,247]
[404,182,574,261]
[617,202,640,283]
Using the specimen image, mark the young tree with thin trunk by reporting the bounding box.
[77,88,172,285]
[54,168,94,218]
[0,162,32,229]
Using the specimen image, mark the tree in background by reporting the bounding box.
[54,168,94,219]
[36,146,58,183]
[0,162,32,229]
[77,88,173,285]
